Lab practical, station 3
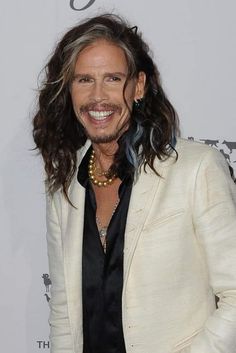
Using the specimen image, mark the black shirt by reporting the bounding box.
[77,147,133,353]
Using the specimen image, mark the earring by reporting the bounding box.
[134,98,143,109]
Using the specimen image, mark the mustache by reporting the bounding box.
[79,103,122,114]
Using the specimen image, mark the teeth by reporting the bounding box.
[88,110,113,119]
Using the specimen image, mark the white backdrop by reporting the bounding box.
[0,1,235,352]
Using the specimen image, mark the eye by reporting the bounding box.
[78,76,93,83]
[111,76,121,82]
[73,75,93,84]
[105,75,122,83]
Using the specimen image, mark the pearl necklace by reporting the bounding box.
[88,150,117,187]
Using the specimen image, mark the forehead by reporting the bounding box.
[74,39,128,73]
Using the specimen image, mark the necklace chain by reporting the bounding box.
[96,198,120,254]
[94,165,109,177]
[88,150,119,252]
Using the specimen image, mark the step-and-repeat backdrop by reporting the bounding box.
[1,1,235,352]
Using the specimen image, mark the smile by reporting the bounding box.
[88,110,114,120]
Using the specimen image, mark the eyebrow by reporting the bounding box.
[73,71,127,79]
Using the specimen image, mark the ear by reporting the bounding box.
[134,71,146,101]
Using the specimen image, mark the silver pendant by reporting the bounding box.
[99,227,107,238]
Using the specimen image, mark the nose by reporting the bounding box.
[90,80,108,102]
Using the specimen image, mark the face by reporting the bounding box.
[70,39,145,145]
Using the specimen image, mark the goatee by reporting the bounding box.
[85,131,121,144]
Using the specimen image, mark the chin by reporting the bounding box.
[89,133,119,144]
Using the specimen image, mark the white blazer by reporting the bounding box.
[46,138,236,353]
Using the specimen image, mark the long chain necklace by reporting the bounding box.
[96,198,120,253]
[88,150,117,187]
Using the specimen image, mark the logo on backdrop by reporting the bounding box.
[36,341,50,350]
[70,0,96,11]
[42,273,51,303]
[36,274,52,349]
[188,137,236,181]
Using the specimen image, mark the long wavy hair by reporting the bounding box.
[33,14,179,200]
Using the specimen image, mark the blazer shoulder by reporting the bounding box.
[45,140,91,211]
[166,138,233,183]
[175,138,226,166]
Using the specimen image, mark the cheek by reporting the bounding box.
[124,93,135,110]
[71,92,83,111]
[70,96,82,119]
[70,84,85,104]
[71,97,78,113]
[124,84,136,104]
[70,89,77,105]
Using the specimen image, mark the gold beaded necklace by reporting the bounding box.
[88,150,117,187]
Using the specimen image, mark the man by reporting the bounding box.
[33,14,236,353]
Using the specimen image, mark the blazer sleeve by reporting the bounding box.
[188,148,236,353]
[46,192,74,353]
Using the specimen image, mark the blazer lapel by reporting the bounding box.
[63,141,91,349]
[123,164,163,284]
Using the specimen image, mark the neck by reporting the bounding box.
[92,141,118,171]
